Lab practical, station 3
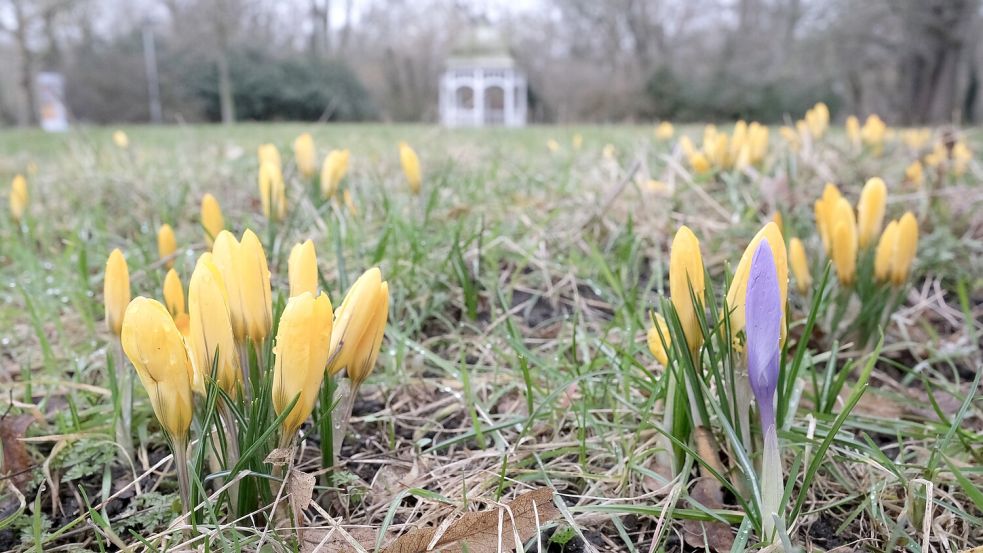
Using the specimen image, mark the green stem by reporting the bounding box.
[173,437,191,515]
[116,339,134,460]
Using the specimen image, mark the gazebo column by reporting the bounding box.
[504,71,515,127]
[474,70,485,127]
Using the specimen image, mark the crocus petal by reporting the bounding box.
[746,241,781,423]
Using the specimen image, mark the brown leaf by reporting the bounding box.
[381,487,559,553]
[682,478,735,553]
[264,447,293,466]
[0,415,34,491]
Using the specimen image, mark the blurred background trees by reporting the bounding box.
[0,0,980,126]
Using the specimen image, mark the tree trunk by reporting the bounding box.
[217,51,235,124]
[13,0,37,126]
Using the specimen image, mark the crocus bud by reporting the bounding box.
[905,161,924,187]
[646,313,671,366]
[726,222,787,348]
[157,224,177,269]
[830,198,857,286]
[789,238,811,294]
[874,220,899,282]
[272,292,333,437]
[200,193,224,247]
[891,212,918,285]
[320,149,350,198]
[292,133,317,178]
[845,116,861,147]
[163,268,185,318]
[327,268,390,386]
[257,143,281,169]
[288,240,318,297]
[239,230,273,345]
[399,142,422,195]
[655,122,674,140]
[815,183,843,255]
[857,177,887,249]
[669,226,706,354]
[188,253,239,396]
[104,249,131,337]
[745,241,781,430]
[572,133,583,150]
[9,174,27,223]
[689,152,711,174]
[113,130,129,149]
[258,160,286,221]
[121,297,194,441]
[211,231,247,341]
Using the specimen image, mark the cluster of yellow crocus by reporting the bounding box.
[292,133,317,178]
[655,121,674,141]
[874,213,919,285]
[860,115,888,153]
[802,102,830,139]
[9,174,27,223]
[813,178,917,287]
[901,128,932,151]
[200,193,225,246]
[320,149,350,198]
[927,140,975,176]
[814,182,860,285]
[679,121,768,174]
[399,141,422,195]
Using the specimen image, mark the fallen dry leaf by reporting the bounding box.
[381,487,559,553]
[681,477,735,553]
[1,415,35,491]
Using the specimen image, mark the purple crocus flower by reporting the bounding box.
[746,241,782,431]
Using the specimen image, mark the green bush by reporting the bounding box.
[183,48,376,122]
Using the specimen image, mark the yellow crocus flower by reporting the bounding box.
[239,229,273,345]
[257,143,281,169]
[327,267,390,385]
[104,249,131,337]
[200,193,224,247]
[830,198,858,285]
[655,122,674,140]
[188,253,239,396]
[873,220,899,282]
[845,116,861,148]
[689,152,711,175]
[320,149,350,198]
[891,212,918,285]
[157,224,177,269]
[121,297,194,441]
[211,231,247,342]
[572,133,583,150]
[9,174,27,223]
[905,160,924,187]
[163,268,186,318]
[292,133,317,178]
[258,160,286,221]
[646,313,671,366]
[113,130,129,149]
[856,177,887,249]
[399,142,422,194]
[725,222,788,347]
[272,291,333,436]
[789,238,811,294]
[288,240,318,298]
[669,226,706,354]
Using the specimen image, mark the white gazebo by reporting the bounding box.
[439,28,527,128]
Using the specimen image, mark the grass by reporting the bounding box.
[0,122,981,551]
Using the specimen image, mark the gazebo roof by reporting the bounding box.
[447,26,516,69]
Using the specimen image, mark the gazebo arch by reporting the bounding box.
[439,27,527,128]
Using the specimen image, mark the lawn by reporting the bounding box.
[0,121,981,552]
